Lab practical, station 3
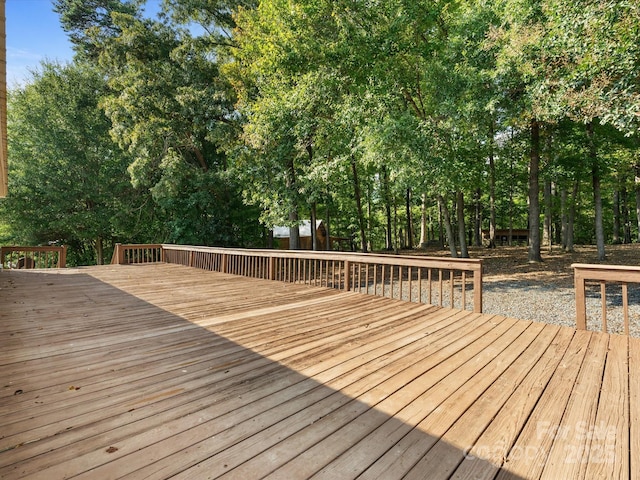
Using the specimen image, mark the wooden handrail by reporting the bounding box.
[161,245,483,313]
[108,243,483,312]
[161,244,482,271]
[573,263,640,334]
[0,245,67,269]
[111,243,164,265]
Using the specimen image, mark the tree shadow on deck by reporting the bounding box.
[0,268,526,480]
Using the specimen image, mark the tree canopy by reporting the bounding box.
[2,0,640,263]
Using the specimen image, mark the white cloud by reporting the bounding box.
[7,46,42,62]
[6,47,43,87]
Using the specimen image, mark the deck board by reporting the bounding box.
[584,334,629,479]
[630,334,640,480]
[1,263,639,479]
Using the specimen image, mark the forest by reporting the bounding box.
[1,0,640,266]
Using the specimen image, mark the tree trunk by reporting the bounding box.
[457,191,469,258]
[366,181,373,252]
[474,188,482,247]
[635,165,640,242]
[543,179,552,251]
[528,119,543,262]
[553,183,562,245]
[286,158,300,250]
[508,146,515,246]
[383,166,393,250]
[588,122,606,260]
[623,186,632,243]
[560,187,568,250]
[438,194,458,258]
[324,204,333,251]
[351,155,368,253]
[288,211,300,250]
[566,179,579,252]
[405,187,413,249]
[267,229,274,249]
[488,122,497,249]
[613,189,621,244]
[394,201,399,252]
[96,236,104,265]
[310,202,317,250]
[419,192,428,248]
[438,202,445,248]
[592,168,605,259]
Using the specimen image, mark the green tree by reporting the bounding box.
[53,0,142,60]
[93,11,259,245]
[3,62,151,264]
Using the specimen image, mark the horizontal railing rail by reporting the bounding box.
[111,243,164,265]
[159,245,483,313]
[573,263,640,335]
[1,245,67,269]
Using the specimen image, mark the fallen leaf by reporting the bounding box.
[106,446,118,454]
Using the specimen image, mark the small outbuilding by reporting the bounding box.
[482,229,529,246]
[273,220,328,250]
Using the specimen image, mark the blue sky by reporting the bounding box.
[6,0,73,86]
[6,0,161,87]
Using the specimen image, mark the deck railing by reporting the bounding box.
[110,244,483,312]
[0,245,67,269]
[111,243,164,265]
[573,263,640,335]
[139,244,482,312]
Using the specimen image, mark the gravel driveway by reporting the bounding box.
[482,278,640,337]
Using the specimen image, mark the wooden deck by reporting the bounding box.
[1,263,638,479]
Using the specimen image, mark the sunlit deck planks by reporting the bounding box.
[0,263,637,479]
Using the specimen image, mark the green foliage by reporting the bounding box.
[539,0,640,133]
[93,10,261,246]
[5,0,640,256]
[54,0,142,60]
[3,61,154,264]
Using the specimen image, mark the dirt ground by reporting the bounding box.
[402,243,640,288]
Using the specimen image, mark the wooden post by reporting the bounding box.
[461,271,466,310]
[269,256,276,280]
[189,250,194,268]
[344,260,351,291]
[449,270,455,309]
[575,268,587,330]
[623,282,629,336]
[600,281,607,333]
[59,246,67,268]
[473,267,482,313]
[221,253,228,274]
[115,243,125,265]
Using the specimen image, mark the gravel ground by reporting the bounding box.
[482,279,640,337]
[382,244,640,337]
[376,275,640,337]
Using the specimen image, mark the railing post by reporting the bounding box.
[59,246,67,268]
[575,267,587,330]
[0,247,5,268]
[269,255,276,280]
[221,253,228,274]
[344,260,351,291]
[115,243,125,265]
[189,250,194,268]
[473,267,482,313]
